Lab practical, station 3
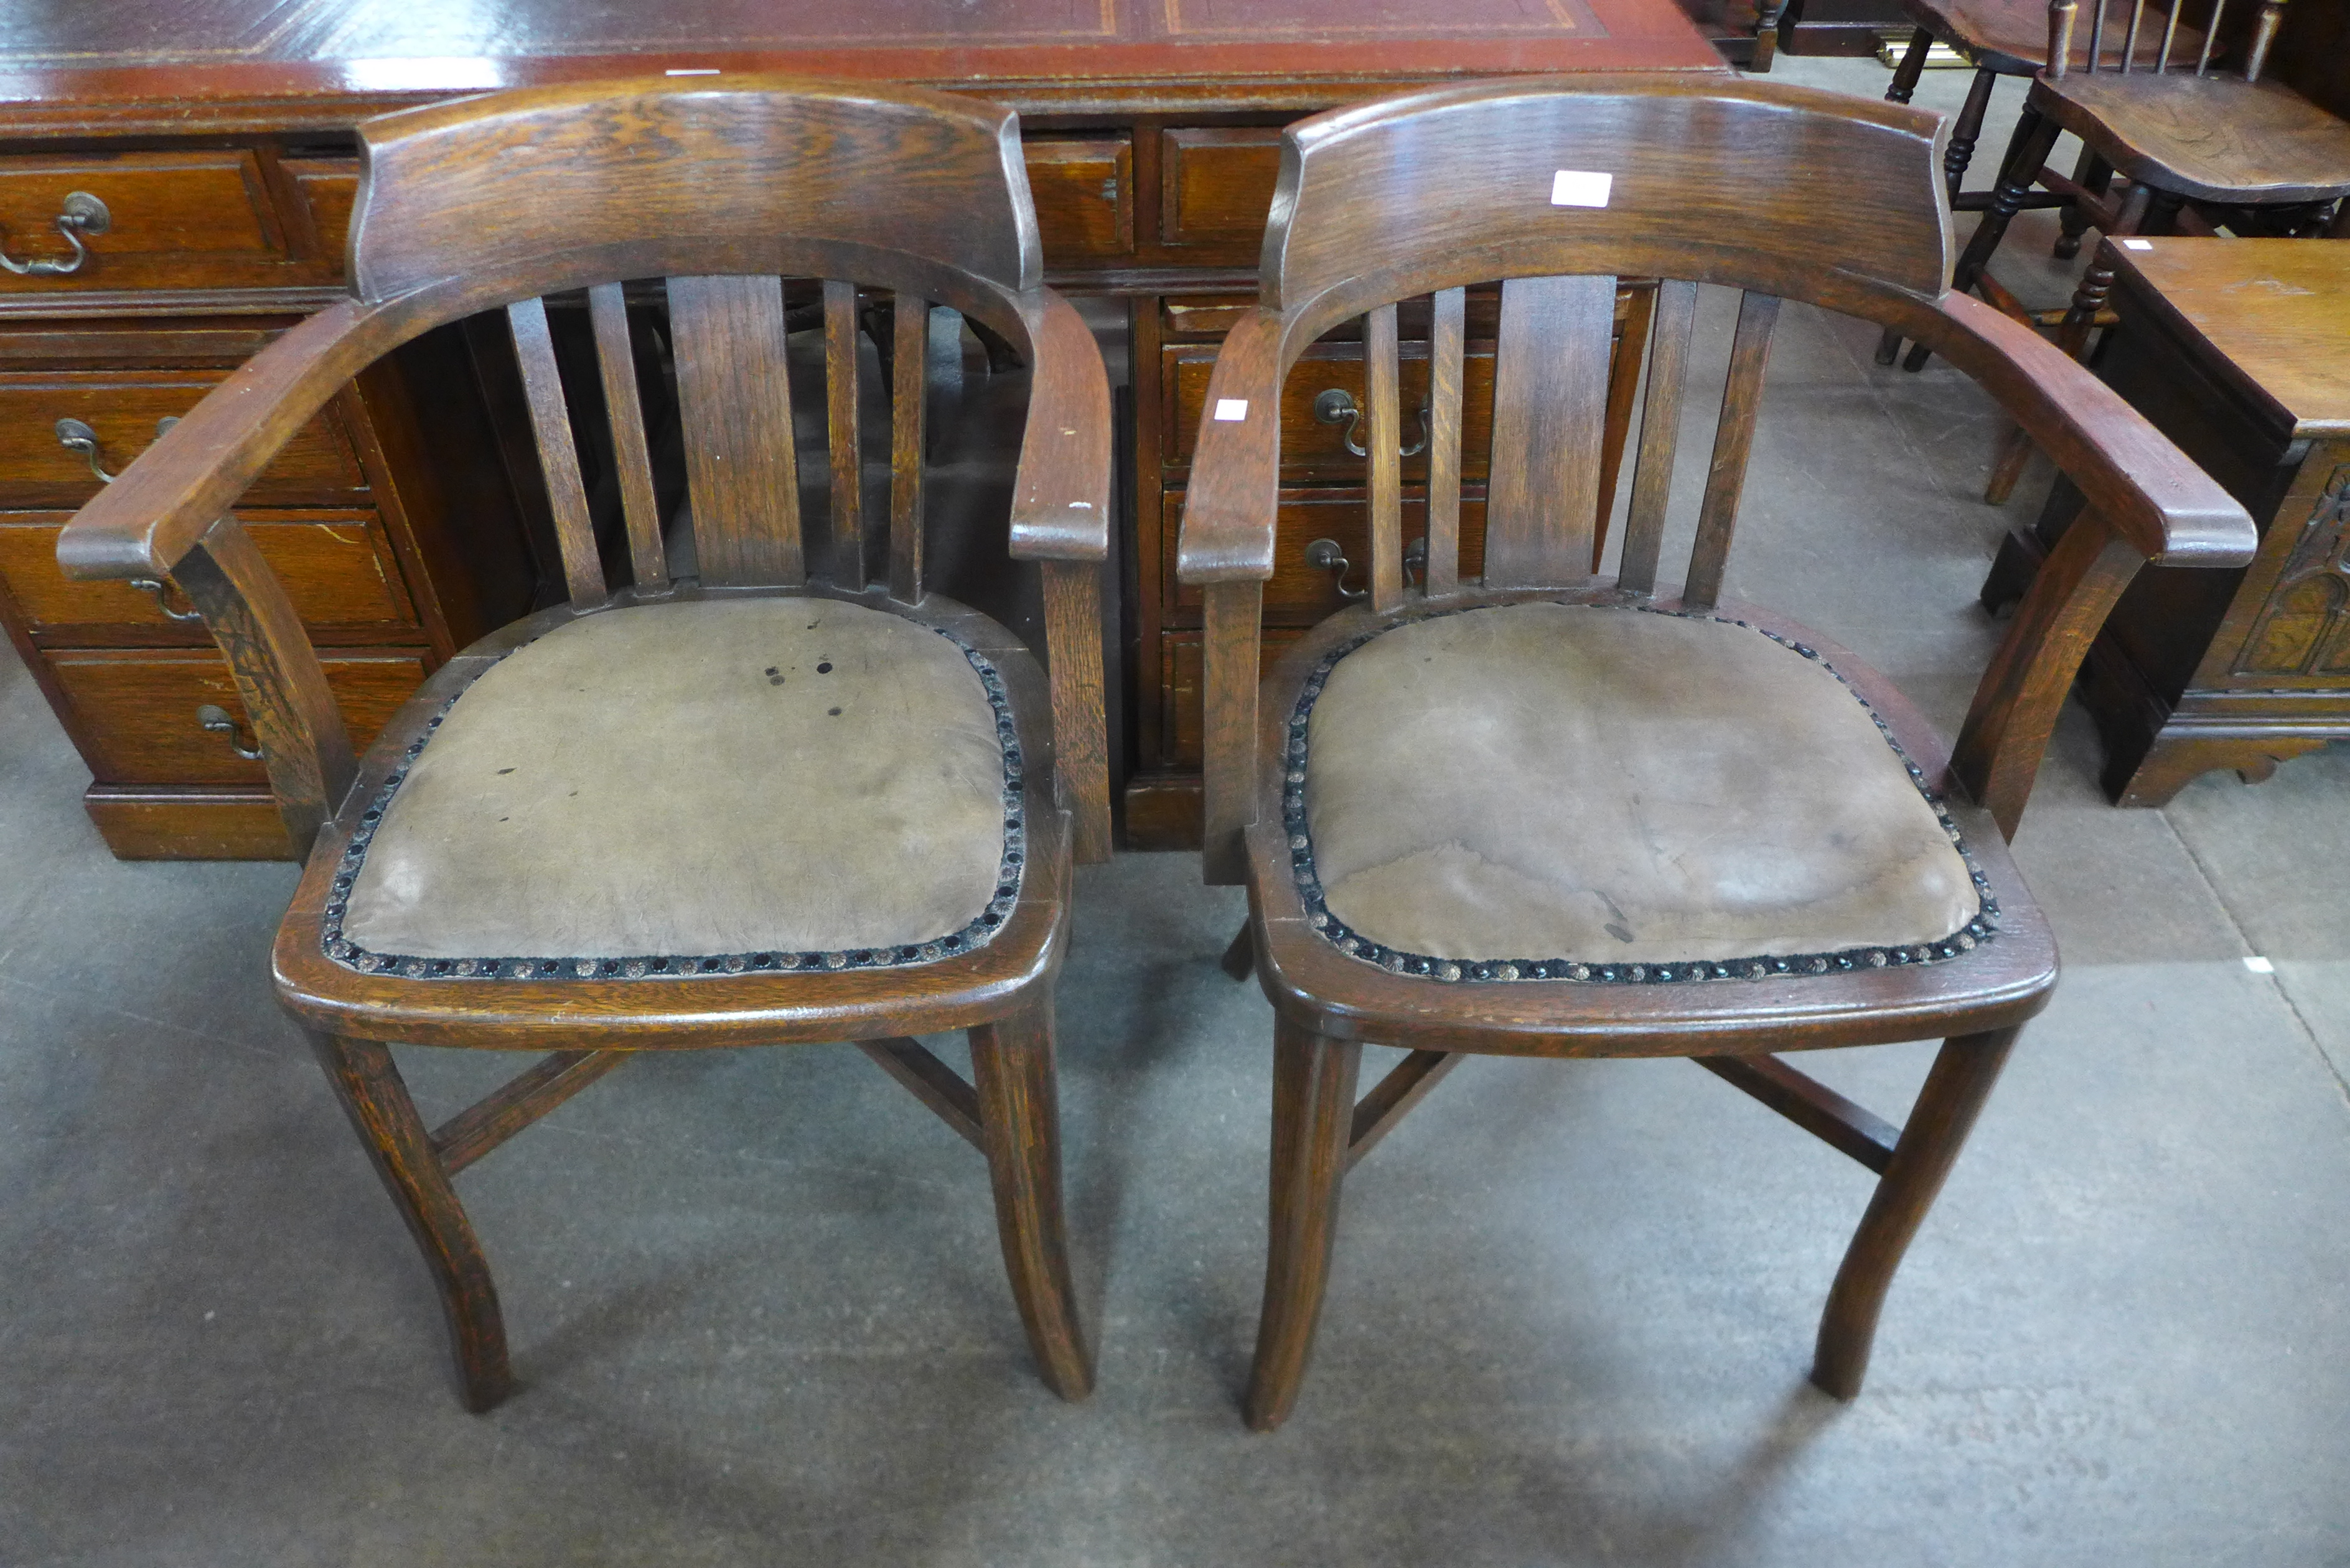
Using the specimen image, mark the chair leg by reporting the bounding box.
[1244,1019,1362,1432]
[308,1032,512,1412]
[968,999,1094,1401]
[1812,1025,2019,1399]
[1944,67,1998,203]
[1219,919,1256,981]
[2053,150,2112,259]
[1951,106,2061,300]
[1884,27,1932,104]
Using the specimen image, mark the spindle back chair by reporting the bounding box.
[1180,75,2255,1430]
[1919,0,2350,496]
[55,77,1112,1412]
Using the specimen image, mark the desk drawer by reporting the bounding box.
[1027,136,1133,261]
[281,157,361,273]
[48,648,428,786]
[0,151,288,292]
[1158,129,1283,258]
[1166,342,1498,480]
[0,370,367,506]
[1164,488,1489,621]
[0,510,419,645]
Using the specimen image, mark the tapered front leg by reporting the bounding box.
[309,1032,512,1412]
[969,999,1093,1401]
[1812,1026,2020,1399]
[1244,1018,1362,1431]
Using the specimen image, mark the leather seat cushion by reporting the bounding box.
[336,597,1018,967]
[1299,602,1980,967]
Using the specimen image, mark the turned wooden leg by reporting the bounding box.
[1944,67,1998,202]
[1812,1026,2019,1399]
[1884,27,1931,104]
[1951,107,2060,299]
[2054,150,2111,259]
[1245,1019,1362,1431]
[309,1032,512,1412]
[969,998,1093,1401]
[1749,0,1785,71]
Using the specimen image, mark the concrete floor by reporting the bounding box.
[4,57,2349,1568]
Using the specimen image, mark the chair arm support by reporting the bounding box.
[1008,290,1112,564]
[1199,579,1266,885]
[170,516,359,861]
[1176,310,1286,586]
[1039,559,1112,864]
[1903,291,2255,567]
[55,299,401,582]
[1950,506,2144,841]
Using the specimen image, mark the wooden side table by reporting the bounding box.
[1980,237,2350,805]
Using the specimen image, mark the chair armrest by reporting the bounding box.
[1007,289,1112,564]
[1176,309,1286,586]
[1908,291,2257,567]
[149,516,359,861]
[55,299,398,582]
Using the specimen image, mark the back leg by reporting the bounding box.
[309,1032,512,1412]
[1812,1025,2019,1399]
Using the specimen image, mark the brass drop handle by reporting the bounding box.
[128,577,204,623]
[0,191,111,278]
[1304,538,1367,601]
[197,703,264,761]
[57,413,177,485]
[1313,386,1430,459]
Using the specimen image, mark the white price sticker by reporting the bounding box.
[1550,170,1613,208]
[1212,399,1249,421]
[2120,238,2153,250]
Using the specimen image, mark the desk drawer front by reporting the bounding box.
[1027,136,1133,260]
[49,648,428,786]
[0,151,288,292]
[0,511,418,643]
[1165,488,1489,620]
[0,370,366,505]
[282,157,361,273]
[1159,129,1283,258]
[1159,628,1301,768]
[1167,342,1499,479]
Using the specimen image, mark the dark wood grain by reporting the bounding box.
[1696,1053,1900,1173]
[890,291,927,604]
[1345,1048,1461,1169]
[1245,1019,1360,1432]
[669,273,803,589]
[588,281,667,593]
[1682,289,1781,610]
[1617,277,1700,597]
[824,278,866,589]
[970,999,1093,1401]
[1424,286,1466,597]
[1483,274,1614,589]
[504,294,605,610]
[1364,302,1405,611]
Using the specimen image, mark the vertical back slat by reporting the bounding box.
[1424,286,1466,597]
[505,296,606,609]
[1483,273,1615,589]
[1365,302,1405,611]
[2197,0,2222,73]
[890,293,928,604]
[668,274,803,587]
[2087,0,2107,70]
[2155,0,2182,70]
[823,279,866,589]
[2119,0,2146,70]
[586,282,667,594]
[1615,278,1700,598]
[1681,289,1781,612]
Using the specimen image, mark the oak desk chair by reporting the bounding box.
[1181,76,2254,1430]
[1951,0,2350,498]
[55,78,1112,1412]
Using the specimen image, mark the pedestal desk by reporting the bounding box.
[1982,238,2350,805]
[0,2,1725,858]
